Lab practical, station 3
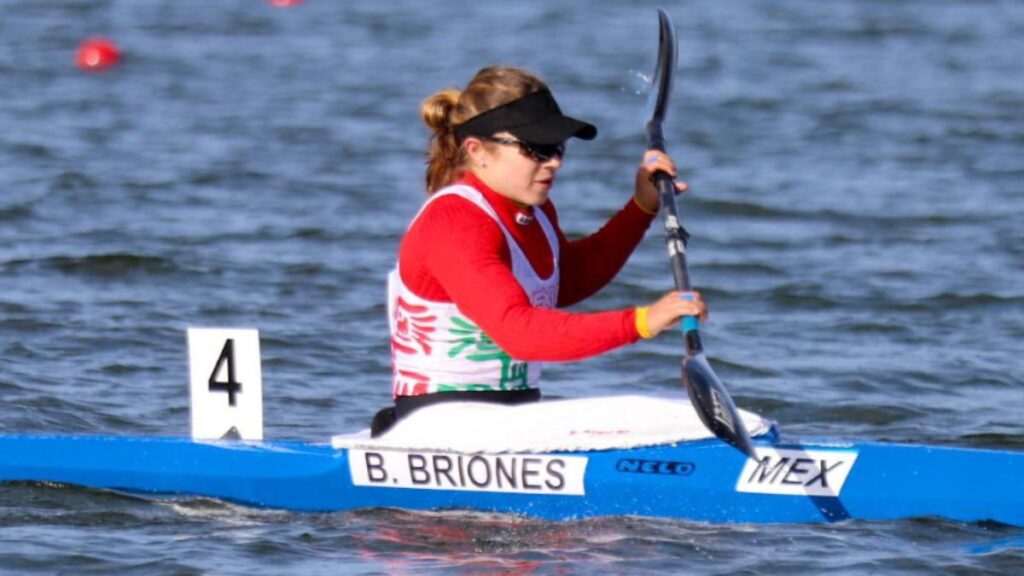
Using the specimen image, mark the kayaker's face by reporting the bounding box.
[466,132,564,207]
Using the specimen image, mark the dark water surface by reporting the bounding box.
[1,0,1022,574]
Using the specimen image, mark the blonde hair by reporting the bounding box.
[420,66,547,193]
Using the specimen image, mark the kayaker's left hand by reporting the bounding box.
[644,290,708,337]
[634,149,687,213]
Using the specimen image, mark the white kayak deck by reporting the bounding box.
[331,395,773,454]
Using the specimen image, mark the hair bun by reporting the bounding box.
[421,88,461,135]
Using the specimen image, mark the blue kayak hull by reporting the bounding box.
[0,433,1021,527]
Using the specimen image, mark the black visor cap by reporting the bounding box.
[454,89,597,145]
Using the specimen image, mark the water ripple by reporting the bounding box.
[3,253,182,278]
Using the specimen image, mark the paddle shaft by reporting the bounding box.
[652,169,705,355]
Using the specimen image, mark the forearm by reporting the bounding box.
[433,248,642,361]
[465,297,641,362]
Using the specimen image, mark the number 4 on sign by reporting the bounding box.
[209,339,242,406]
[187,328,264,441]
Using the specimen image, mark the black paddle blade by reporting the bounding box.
[681,354,757,459]
[645,9,677,152]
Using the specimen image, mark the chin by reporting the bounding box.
[528,190,551,206]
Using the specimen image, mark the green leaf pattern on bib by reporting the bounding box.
[445,316,529,391]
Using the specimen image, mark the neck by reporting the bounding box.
[463,170,530,209]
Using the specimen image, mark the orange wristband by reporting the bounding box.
[635,306,653,339]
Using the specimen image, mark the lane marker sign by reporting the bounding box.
[187,327,263,440]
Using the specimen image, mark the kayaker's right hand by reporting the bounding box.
[634,149,688,213]
[645,291,708,337]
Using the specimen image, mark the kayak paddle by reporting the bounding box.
[644,8,757,459]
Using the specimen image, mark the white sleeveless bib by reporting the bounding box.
[388,185,560,397]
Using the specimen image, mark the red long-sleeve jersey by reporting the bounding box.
[398,172,655,362]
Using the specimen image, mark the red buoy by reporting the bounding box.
[76,38,121,72]
[268,0,303,7]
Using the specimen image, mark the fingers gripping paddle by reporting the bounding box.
[645,9,757,459]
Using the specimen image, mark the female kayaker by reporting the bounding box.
[374,66,706,435]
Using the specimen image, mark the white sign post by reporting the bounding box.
[187,327,263,441]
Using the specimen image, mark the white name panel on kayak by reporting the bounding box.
[349,449,588,496]
[187,328,263,441]
[736,447,859,497]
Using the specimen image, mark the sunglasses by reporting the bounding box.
[481,136,566,163]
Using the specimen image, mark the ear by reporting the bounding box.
[462,137,488,167]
